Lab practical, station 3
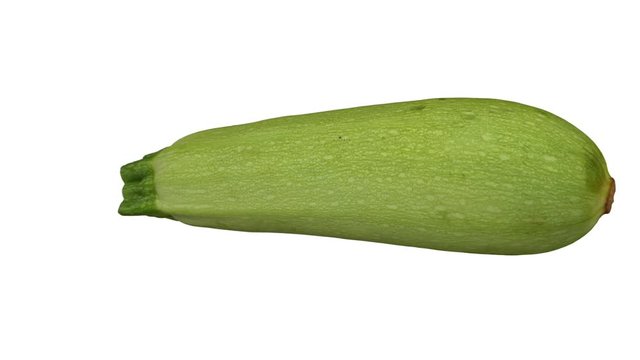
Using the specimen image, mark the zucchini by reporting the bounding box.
[119,98,614,255]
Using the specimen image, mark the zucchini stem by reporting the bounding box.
[118,150,172,218]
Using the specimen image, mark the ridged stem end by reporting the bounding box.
[118,150,172,218]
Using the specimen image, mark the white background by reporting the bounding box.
[1,1,638,359]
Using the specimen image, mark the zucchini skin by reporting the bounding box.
[119,98,613,255]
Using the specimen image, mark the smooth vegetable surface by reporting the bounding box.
[119,98,614,254]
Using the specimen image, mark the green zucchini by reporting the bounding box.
[119,98,614,255]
